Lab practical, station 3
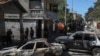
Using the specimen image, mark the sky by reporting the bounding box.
[67,0,96,17]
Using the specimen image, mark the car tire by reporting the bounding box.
[92,48,100,56]
[44,52,56,56]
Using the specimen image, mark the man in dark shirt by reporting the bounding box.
[30,27,34,39]
[7,29,13,44]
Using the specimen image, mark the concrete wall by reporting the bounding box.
[23,21,36,39]
[5,22,20,40]
[5,21,36,40]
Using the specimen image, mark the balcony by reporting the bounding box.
[23,10,59,20]
[23,10,44,19]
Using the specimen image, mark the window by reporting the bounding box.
[36,42,48,48]
[73,33,83,40]
[84,34,95,41]
[22,43,34,49]
[49,4,58,13]
[29,0,42,9]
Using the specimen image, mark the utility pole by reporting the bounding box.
[64,0,67,26]
[64,0,67,35]
[72,0,73,12]
[19,12,24,42]
[42,0,44,38]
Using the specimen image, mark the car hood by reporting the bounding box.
[55,36,69,41]
[0,46,17,54]
[51,43,62,45]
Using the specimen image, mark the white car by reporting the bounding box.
[55,31,100,56]
[0,38,63,56]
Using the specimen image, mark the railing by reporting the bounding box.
[23,9,44,19]
[23,10,59,20]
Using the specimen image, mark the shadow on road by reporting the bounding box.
[61,52,71,56]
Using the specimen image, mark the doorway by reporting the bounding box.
[36,20,42,38]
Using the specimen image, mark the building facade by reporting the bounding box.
[0,0,60,41]
[0,0,28,41]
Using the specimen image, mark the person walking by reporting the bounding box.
[30,27,34,40]
[6,29,13,44]
[24,28,29,41]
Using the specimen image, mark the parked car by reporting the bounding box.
[0,38,64,56]
[55,31,100,56]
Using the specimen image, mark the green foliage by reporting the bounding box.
[85,0,100,21]
[58,0,83,23]
[58,0,65,21]
[85,7,94,21]
[94,0,100,8]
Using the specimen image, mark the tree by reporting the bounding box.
[58,0,65,21]
[85,0,100,21]
[85,7,94,21]
[94,0,100,8]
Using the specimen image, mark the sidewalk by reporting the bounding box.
[0,40,21,50]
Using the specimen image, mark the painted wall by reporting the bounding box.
[5,21,36,40]
[23,22,36,39]
[5,22,20,40]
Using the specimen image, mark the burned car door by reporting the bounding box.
[17,43,35,56]
[33,42,49,56]
[72,33,84,49]
[83,33,96,49]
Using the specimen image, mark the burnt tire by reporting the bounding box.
[92,48,100,56]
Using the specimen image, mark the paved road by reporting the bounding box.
[62,51,91,56]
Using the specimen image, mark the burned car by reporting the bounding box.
[0,38,63,56]
[55,31,100,56]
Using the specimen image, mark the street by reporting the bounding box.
[0,0,100,56]
[62,51,91,56]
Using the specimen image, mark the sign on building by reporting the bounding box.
[4,13,20,19]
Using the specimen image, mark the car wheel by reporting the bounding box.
[44,52,56,56]
[92,48,100,56]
